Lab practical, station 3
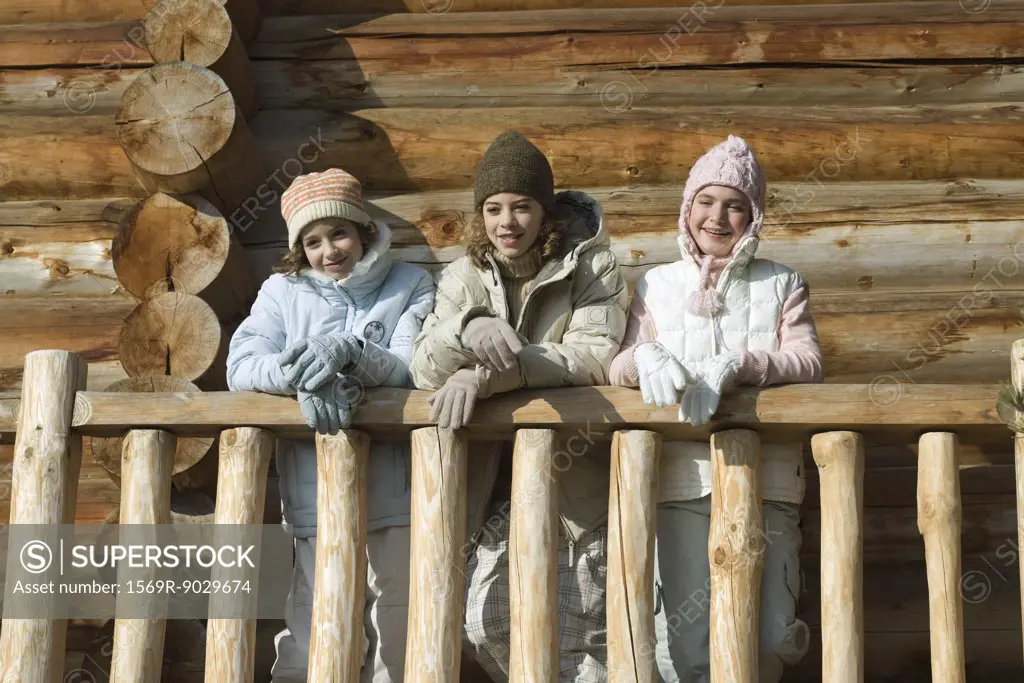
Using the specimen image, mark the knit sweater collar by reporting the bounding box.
[490,242,546,280]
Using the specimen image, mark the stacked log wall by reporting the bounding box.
[1,1,1024,680]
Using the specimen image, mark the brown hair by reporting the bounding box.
[274,220,378,276]
[463,210,567,271]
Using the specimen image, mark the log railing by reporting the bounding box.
[0,348,1017,683]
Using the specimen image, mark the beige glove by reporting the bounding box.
[428,368,480,430]
[461,315,527,373]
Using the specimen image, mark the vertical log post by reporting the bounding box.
[606,430,661,683]
[508,429,559,683]
[917,432,966,683]
[205,428,275,683]
[0,350,87,683]
[110,430,177,683]
[309,430,370,682]
[1010,338,1024,660]
[708,429,763,683]
[811,431,865,683]
[405,427,469,683]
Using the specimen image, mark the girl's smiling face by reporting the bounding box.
[301,217,364,280]
[687,184,752,258]
[482,193,545,258]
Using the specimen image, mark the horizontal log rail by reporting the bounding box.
[0,349,1018,683]
[0,383,1005,439]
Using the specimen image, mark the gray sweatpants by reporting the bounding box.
[651,496,810,683]
[271,526,411,683]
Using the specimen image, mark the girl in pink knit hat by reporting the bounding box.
[227,168,435,683]
[609,136,824,683]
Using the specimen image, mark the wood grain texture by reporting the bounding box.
[708,430,763,683]
[0,225,122,297]
[112,192,256,322]
[253,4,1024,63]
[917,432,967,683]
[143,0,257,119]
[253,62,1024,111]
[205,427,274,683]
[0,118,141,201]
[0,350,87,683]
[0,197,134,227]
[0,22,152,68]
[0,298,137,392]
[810,432,864,683]
[309,430,369,683]
[249,105,1024,192]
[508,428,559,683]
[109,429,175,683]
[606,430,661,683]
[261,0,956,12]
[67,383,1008,441]
[0,0,255,28]
[117,292,228,390]
[405,427,468,683]
[0,69,139,117]
[90,377,214,480]
[114,62,265,220]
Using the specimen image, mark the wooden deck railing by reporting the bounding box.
[0,347,1018,683]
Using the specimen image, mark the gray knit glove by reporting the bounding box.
[461,315,526,373]
[280,333,362,392]
[297,377,357,435]
[428,368,480,430]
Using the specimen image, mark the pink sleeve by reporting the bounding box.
[609,293,658,387]
[737,278,825,386]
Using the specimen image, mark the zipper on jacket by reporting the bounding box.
[515,267,573,333]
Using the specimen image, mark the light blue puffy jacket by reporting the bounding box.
[226,223,435,538]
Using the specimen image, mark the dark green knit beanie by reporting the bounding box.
[474,131,555,211]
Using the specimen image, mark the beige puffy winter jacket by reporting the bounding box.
[410,190,628,543]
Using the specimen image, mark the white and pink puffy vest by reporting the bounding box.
[641,235,805,504]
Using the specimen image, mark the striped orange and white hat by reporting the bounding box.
[280,168,372,249]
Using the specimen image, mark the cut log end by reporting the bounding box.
[118,292,225,386]
[144,0,233,66]
[115,62,236,179]
[113,192,228,298]
[112,192,255,320]
[90,377,214,480]
[143,0,257,120]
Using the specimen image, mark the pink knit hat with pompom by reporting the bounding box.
[678,135,766,316]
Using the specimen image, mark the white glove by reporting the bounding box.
[633,342,690,408]
[678,354,741,426]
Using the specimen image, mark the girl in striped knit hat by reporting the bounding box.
[226,168,435,682]
[609,136,824,683]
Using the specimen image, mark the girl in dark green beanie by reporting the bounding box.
[411,130,629,682]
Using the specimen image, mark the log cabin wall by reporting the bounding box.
[2,0,1024,680]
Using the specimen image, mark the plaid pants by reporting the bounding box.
[463,511,608,682]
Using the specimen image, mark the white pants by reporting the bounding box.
[652,497,810,683]
[271,526,411,683]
